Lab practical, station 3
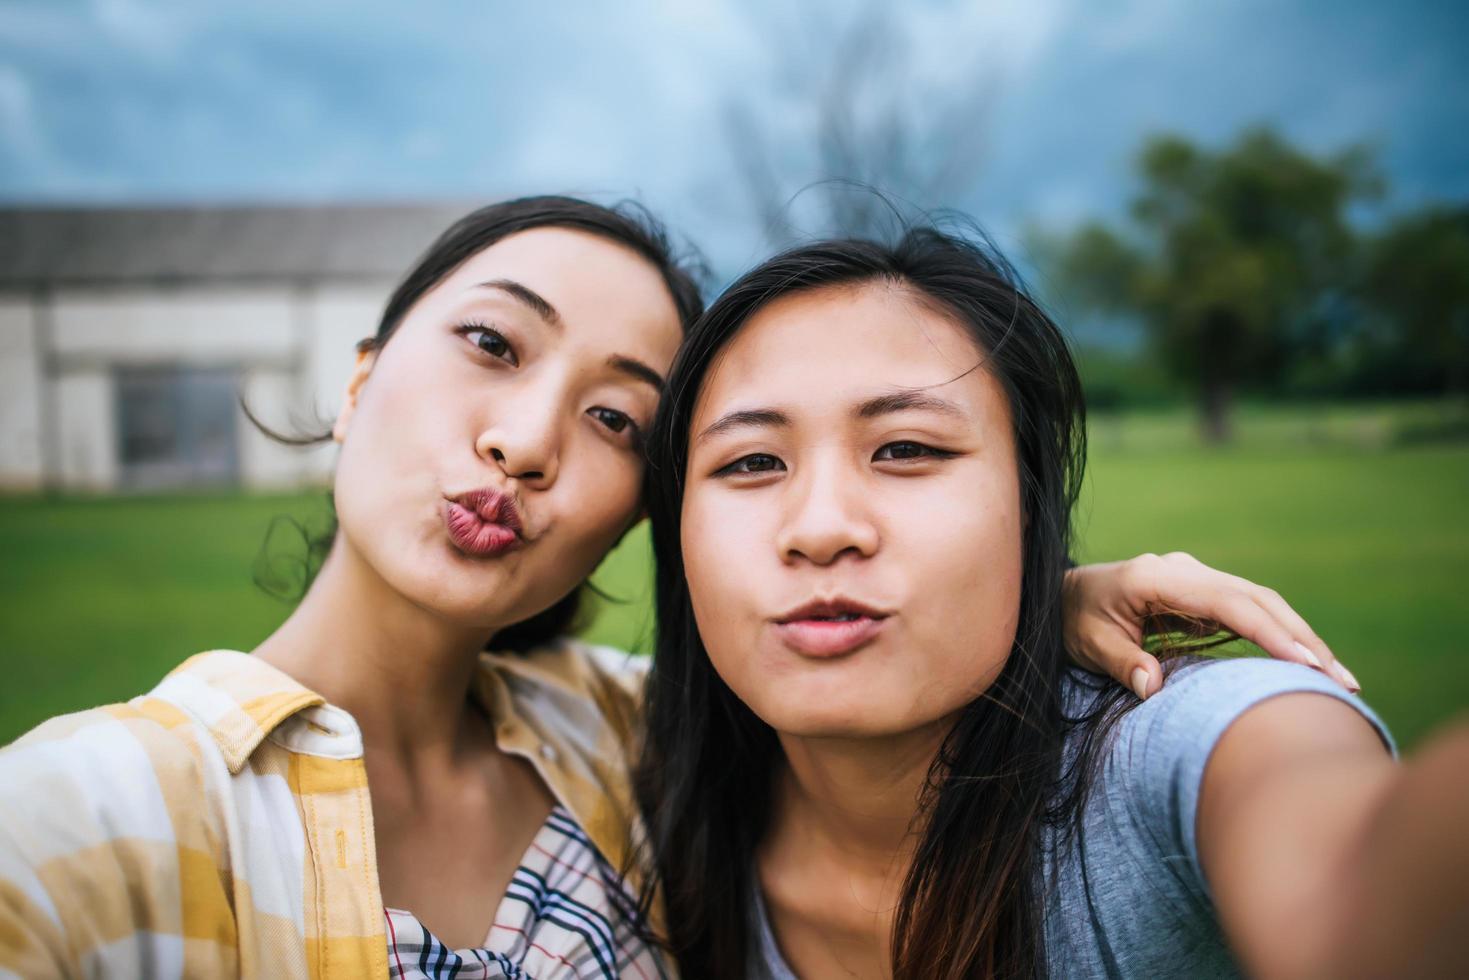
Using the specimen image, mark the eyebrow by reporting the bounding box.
[856,389,967,420]
[695,408,792,443]
[609,355,665,393]
[696,390,967,444]
[474,278,561,327]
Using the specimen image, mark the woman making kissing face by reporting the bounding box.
[636,229,1465,980]
[327,215,684,637]
[0,198,705,979]
[680,279,1023,738]
[255,199,696,969]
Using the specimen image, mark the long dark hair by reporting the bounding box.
[633,226,1087,977]
[251,195,705,650]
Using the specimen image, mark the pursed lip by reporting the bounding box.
[442,487,524,557]
[772,597,892,658]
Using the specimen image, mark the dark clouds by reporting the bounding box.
[0,0,1463,273]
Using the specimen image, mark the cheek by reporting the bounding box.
[680,491,752,610]
[332,385,447,537]
[331,411,402,537]
[335,346,449,478]
[902,474,1025,698]
[680,492,757,676]
[353,338,451,435]
[544,449,645,572]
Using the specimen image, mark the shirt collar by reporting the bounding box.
[151,650,333,773]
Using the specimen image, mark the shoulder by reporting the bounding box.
[1043,660,1394,973]
[0,693,222,942]
[1070,657,1392,876]
[477,639,651,890]
[0,669,257,975]
[569,639,653,698]
[1120,657,1392,759]
[484,637,648,707]
[480,638,649,743]
[2,694,215,810]
[1089,656,1393,805]
[0,649,316,841]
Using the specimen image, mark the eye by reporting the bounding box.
[716,453,786,476]
[458,323,518,366]
[873,441,950,461]
[588,406,634,435]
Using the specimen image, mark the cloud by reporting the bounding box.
[0,66,40,163]
[0,0,1462,271]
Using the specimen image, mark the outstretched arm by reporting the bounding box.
[1199,697,1469,978]
[1063,552,1357,699]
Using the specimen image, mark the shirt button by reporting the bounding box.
[539,744,559,764]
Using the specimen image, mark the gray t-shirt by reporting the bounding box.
[752,658,1393,979]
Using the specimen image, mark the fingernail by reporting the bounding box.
[1292,640,1324,671]
[1340,665,1361,692]
[1130,667,1151,701]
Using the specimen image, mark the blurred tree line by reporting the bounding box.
[1037,129,1469,441]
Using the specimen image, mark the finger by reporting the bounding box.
[1086,623,1163,700]
[1183,591,1339,681]
[1245,586,1359,693]
[1146,568,1352,689]
[1130,653,1162,701]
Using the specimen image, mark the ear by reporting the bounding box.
[331,345,378,444]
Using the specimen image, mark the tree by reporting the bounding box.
[1044,128,1380,441]
[1356,207,1469,396]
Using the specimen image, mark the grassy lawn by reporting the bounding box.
[1076,444,1469,747]
[2,406,1466,748]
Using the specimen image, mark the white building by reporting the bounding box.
[0,204,468,492]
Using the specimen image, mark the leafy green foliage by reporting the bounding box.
[1355,208,1469,395]
[1043,128,1469,420]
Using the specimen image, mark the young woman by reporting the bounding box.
[634,228,1469,978]
[0,199,1357,980]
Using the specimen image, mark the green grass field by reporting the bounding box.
[2,404,1466,748]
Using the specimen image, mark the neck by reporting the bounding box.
[771,717,954,876]
[253,538,496,765]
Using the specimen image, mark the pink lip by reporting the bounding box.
[443,487,523,558]
[773,598,891,658]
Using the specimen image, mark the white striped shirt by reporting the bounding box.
[385,806,670,979]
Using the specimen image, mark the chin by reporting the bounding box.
[384,557,518,626]
[774,718,892,740]
[750,693,919,740]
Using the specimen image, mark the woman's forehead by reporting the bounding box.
[694,283,992,419]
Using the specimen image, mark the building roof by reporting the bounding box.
[0,203,475,288]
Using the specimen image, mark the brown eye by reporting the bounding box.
[460,325,518,366]
[719,453,785,475]
[589,406,632,434]
[874,441,949,461]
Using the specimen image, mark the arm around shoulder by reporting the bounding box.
[1199,694,1469,979]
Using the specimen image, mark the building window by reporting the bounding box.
[115,367,241,488]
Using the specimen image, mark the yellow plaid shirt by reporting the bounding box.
[0,642,651,979]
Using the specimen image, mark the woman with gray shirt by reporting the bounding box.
[634,226,1468,978]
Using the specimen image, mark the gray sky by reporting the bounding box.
[2,0,1464,276]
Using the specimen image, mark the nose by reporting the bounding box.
[775,453,879,566]
[473,390,562,489]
